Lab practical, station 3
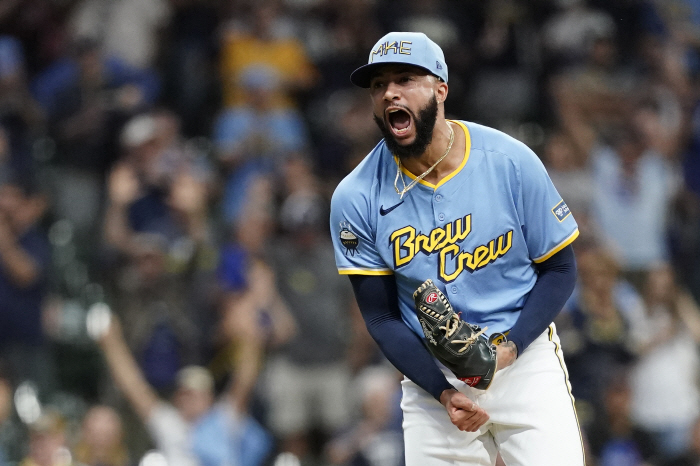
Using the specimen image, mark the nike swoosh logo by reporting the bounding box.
[379,201,404,216]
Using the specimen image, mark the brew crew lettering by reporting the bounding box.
[389,215,513,282]
[439,231,513,282]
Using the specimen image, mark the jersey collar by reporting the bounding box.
[392,119,471,190]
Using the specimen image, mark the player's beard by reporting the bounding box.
[373,95,438,160]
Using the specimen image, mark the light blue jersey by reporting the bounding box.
[330,120,578,338]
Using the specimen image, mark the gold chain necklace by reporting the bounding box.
[394,123,454,199]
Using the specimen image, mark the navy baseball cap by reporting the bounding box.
[350,32,448,88]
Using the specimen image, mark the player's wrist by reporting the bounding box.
[502,341,518,357]
[439,388,459,407]
[504,337,523,358]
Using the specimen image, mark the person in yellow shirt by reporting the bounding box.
[219,1,317,109]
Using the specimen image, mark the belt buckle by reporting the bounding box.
[488,330,510,346]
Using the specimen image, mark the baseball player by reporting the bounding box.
[330,32,583,465]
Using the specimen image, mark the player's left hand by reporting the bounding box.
[496,341,518,371]
[440,389,489,432]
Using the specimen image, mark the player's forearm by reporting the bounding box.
[371,321,454,401]
[349,274,454,401]
[507,245,577,355]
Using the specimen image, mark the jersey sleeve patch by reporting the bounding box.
[338,221,361,256]
[551,200,571,222]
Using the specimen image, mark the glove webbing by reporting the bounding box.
[439,314,489,353]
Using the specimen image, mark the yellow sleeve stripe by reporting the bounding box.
[338,268,394,276]
[532,229,579,263]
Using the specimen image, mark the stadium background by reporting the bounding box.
[0,0,700,465]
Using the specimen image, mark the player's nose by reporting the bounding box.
[382,81,402,101]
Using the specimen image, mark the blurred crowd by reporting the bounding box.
[1,0,700,465]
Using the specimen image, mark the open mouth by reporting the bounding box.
[386,107,413,138]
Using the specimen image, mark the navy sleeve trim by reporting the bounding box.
[507,245,577,355]
[348,274,454,401]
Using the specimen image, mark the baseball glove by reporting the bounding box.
[413,279,497,390]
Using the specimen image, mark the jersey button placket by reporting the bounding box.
[438,213,445,221]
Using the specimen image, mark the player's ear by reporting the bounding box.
[435,79,448,104]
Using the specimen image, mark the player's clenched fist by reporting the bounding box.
[440,389,489,432]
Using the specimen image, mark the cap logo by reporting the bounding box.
[370,40,412,62]
[436,61,443,70]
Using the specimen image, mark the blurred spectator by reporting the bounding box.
[105,110,216,273]
[0,36,44,177]
[652,0,700,76]
[556,245,642,411]
[160,0,220,136]
[542,129,594,220]
[586,373,658,466]
[110,232,200,391]
[0,367,11,465]
[663,417,700,466]
[551,16,637,149]
[32,38,159,116]
[674,79,700,298]
[628,263,700,457]
[325,365,404,466]
[73,405,129,466]
[96,314,272,466]
[632,34,688,160]
[104,113,219,364]
[217,177,276,289]
[212,172,298,409]
[264,159,355,463]
[668,186,700,302]
[0,127,15,185]
[215,255,297,413]
[32,38,159,245]
[214,65,310,225]
[20,409,71,466]
[219,0,317,110]
[300,0,381,93]
[215,191,296,401]
[0,1,74,76]
[0,359,25,465]
[542,0,617,70]
[312,88,381,183]
[0,175,54,397]
[590,125,679,284]
[390,0,460,49]
[71,0,172,70]
[469,0,541,126]
[1,0,700,463]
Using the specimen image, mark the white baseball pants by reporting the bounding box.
[401,324,585,466]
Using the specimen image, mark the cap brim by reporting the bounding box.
[350,62,436,88]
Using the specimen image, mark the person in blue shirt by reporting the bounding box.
[330,32,582,465]
[0,174,53,397]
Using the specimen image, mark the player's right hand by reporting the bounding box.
[440,388,489,432]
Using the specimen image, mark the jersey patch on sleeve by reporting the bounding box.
[551,200,571,222]
[338,221,360,256]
